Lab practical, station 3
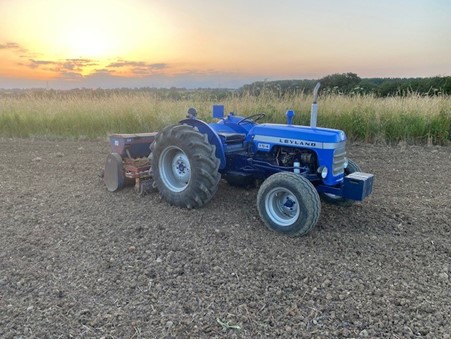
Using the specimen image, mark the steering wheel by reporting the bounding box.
[237,113,266,125]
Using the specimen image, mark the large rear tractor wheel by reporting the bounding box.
[257,172,321,236]
[320,159,361,207]
[150,124,220,209]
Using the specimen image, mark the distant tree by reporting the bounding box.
[358,79,378,94]
[319,73,361,94]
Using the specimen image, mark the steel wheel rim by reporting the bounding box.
[159,146,191,192]
[265,187,300,227]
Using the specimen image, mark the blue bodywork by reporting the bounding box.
[180,105,373,201]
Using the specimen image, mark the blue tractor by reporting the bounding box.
[104,83,374,236]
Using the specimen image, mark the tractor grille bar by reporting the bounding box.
[332,142,346,176]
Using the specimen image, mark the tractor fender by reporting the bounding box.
[179,118,226,169]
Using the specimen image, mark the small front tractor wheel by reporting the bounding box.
[257,172,321,236]
[320,159,361,207]
[150,124,220,209]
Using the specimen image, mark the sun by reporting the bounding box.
[50,1,128,61]
[65,27,117,59]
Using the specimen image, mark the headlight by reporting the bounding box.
[317,166,328,179]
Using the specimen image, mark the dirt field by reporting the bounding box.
[1,138,450,338]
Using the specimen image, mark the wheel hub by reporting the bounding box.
[172,153,190,182]
[265,188,300,227]
[283,196,296,212]
[159,147,191,192]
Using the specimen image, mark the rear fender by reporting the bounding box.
[179,118,226,169]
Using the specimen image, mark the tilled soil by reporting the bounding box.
[0,138,450,338]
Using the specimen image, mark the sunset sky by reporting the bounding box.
[0,0,450,89]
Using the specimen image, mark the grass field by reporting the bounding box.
[0,91,450,144]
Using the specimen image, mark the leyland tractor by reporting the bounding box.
[103,83,374,236]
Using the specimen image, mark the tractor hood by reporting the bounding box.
[250,124,346,148]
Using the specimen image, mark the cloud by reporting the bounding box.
[107,60,169,76]
[27,58,98,79]
[91,68,112,74]
[29,59,57,69]
[107,61,147,68]
[107,61,167,69]
[27,57,168,78]
[0,41,29,54]
[62,59,97,71]
[0,42,21,49]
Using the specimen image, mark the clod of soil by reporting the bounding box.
[1,139,450,338]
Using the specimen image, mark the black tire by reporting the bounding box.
[150,124,220,209]
[320,159,361,207]
[257,172,321,236]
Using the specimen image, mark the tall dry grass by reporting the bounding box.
[0,91,449,144]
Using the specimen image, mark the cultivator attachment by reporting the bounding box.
[103,133,157,195]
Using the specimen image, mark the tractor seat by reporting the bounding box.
[217,132,246,143]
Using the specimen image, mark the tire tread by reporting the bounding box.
[150,124,220,208]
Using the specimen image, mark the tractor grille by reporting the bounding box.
[333,142,346,176]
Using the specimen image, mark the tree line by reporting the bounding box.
[239,73,451,97]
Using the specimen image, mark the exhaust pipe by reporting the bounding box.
[310,82,321,128]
